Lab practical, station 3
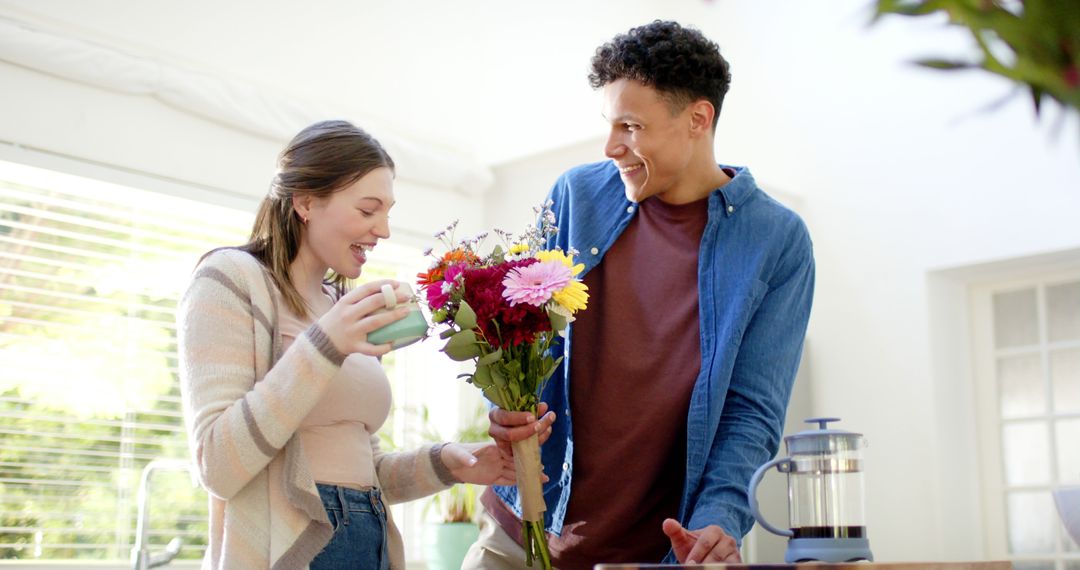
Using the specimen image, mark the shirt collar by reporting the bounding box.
[714,164,756,216]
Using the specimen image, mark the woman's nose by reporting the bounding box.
[374,216,391,239]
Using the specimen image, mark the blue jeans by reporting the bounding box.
[310,484,389,570]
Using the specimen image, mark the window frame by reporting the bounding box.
[970,268,1080,569]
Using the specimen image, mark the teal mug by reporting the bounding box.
[367,283,429,349]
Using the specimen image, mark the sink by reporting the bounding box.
[130,459,199,570]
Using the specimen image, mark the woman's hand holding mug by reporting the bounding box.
[317,279,412,357]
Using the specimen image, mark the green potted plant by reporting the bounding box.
[423,482,480,570]
[418,403,489,570]
[874,0,1080,120]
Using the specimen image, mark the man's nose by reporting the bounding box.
[604,131,627,159]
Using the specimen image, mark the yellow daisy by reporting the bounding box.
[552,280,589,314]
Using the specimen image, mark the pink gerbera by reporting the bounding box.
[502,261,571,307]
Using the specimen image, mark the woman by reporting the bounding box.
[177,120,513,569]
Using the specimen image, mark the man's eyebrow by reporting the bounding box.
[602,112,639,123]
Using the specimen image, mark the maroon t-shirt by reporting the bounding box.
[485,193,709,569]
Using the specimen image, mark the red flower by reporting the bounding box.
[461,259,552,348]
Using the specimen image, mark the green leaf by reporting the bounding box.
[442,330,480,361]
[543,356,564,382]
[915,58,974,70]
[504,360,521,385]
[472,364,493,388]
[547,308,568,332]
[482,386,507,409]
[455,300,478,330]
[490,365,508,389]
[477,347,503,366]
[439,327,458,340]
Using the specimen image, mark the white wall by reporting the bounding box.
[485,1,1080,564]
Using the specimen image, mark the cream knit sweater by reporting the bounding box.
[178,248,453,569]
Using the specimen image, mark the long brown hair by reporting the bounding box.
[239,120,395,318]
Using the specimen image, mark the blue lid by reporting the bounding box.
[784,417,865,454]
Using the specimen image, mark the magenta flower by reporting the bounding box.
[426,264,465,309]
[502,261,571,307]
[425,281,451,310]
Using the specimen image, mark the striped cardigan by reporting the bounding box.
[178,248,453,569]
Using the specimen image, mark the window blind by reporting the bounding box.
[0,172,251,561]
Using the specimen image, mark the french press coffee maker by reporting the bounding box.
[749,417,873,563]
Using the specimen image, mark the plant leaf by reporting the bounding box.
[547,308,568,332]
[543,356,564,383]
[915,58,975,70]
[477,347,503,366]
[490,365,508,389]
[472,364,493,388]
[455,300,478,330]
[482,386,507,409]
[442,329,480,361]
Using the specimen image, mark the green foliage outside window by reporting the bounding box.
[0,175,249,560]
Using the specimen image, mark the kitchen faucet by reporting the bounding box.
[130,459,198,570]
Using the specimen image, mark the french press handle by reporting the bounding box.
[748,457,794,538]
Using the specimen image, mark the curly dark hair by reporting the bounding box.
[589,20,732,128]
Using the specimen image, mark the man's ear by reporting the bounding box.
[688,99,715,137]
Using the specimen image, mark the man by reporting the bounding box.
[463,20,815,569]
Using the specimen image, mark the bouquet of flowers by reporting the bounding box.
[416,203,588,570]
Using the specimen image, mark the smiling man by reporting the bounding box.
[466,21,816,569]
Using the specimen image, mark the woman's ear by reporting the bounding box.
[292,194,313,224]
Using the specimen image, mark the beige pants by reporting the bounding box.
[461,509,560,570]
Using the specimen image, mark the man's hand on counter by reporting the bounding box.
[662,518,741,564]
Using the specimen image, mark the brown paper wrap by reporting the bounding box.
[511,433,547,522]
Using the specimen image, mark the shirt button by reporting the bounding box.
[590,247,599,255]
[562,462,570,471]
[727,205,735,213]
[626,205,634,214]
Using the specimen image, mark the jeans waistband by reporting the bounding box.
[316,484,386,517]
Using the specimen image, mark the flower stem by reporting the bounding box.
[528,520,552,570]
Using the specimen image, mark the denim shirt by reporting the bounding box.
[492,160,815,560]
